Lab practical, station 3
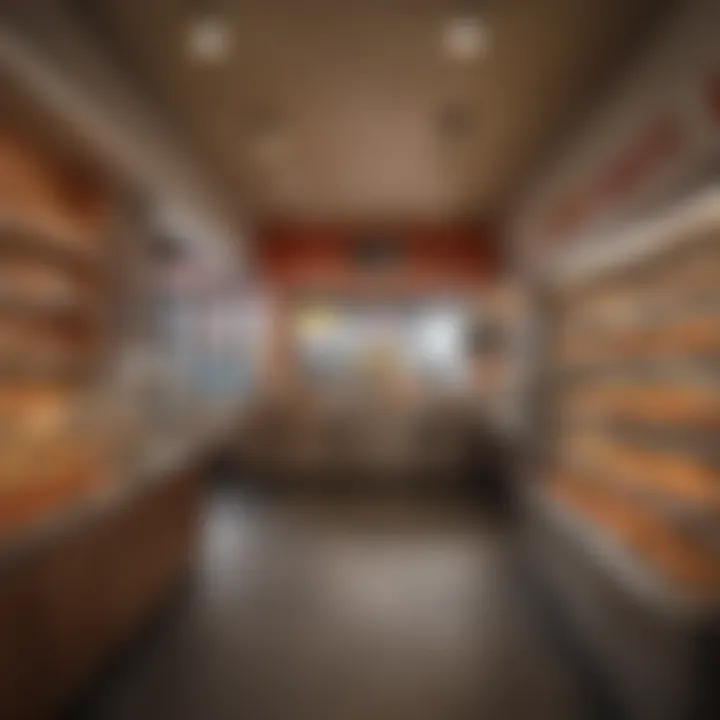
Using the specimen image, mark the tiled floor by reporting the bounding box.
[81,487,582,720]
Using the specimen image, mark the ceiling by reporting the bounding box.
[70,0,669,222]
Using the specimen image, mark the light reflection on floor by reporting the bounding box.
[83,487,582,720]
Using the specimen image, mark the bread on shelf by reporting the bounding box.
[548,232,720,600]
[549,474,720,595]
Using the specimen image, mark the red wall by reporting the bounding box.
[256,221,498,295]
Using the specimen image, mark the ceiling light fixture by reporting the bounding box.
[443,16,491,61]
[186,14,233,64]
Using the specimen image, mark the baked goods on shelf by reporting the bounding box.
[0,433,105,535]
[561,434,720,510]
[0,260,92,307]
[549,473,720,596]
[546,229,720,600]
[0,131,111,538]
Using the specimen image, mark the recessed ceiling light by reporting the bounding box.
[186,15,233,64]
[443,16,491,61]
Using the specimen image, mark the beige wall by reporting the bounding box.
[512,0,720,264]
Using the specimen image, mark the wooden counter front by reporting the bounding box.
[0,468,201,720]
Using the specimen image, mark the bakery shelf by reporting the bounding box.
[558,465,720,553]
[0,358,94,382]
[532,184,720,639]
[561,304,720,348]
[0,213,101,270]
[560,417,720,465]
[555,358,720,388]
[526,484,720,620]
[0,294,102,326]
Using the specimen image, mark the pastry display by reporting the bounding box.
[550,474,720,594]
[548,235,720,598]
[0,259,92,307]
[0,137,109,535]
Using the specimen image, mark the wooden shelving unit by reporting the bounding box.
[0,129,112,537]
[539,189,720,607]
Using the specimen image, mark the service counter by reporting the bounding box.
[0,444,204,720]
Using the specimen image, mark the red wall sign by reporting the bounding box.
[256,221,498,295]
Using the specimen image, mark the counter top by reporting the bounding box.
[0,425,215,571]
[0,435,204,720]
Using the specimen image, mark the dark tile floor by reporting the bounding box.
[80,487,582,720]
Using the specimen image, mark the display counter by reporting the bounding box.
[525,188,720,720]
[237,393,473,493]
[0,444,203,720]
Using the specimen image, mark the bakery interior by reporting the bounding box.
[1,1,719,719]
